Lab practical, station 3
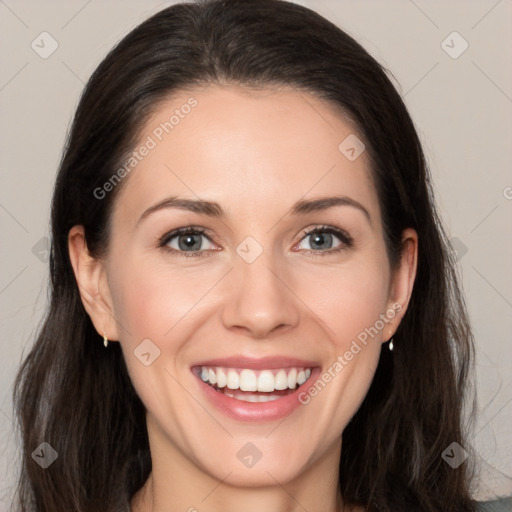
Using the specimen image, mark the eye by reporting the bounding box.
[159,226,216,257]
[295,225,353,255]
[158,224,353,258]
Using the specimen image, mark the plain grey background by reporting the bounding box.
[1,0,511,507]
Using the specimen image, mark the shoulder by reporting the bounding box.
[476,496,512,512]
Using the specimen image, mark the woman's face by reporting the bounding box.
[72,84,416,487]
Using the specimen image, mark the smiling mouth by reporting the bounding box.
[194,366,313,403]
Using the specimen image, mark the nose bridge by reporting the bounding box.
[220,234,300,337]
[238,243,283,298]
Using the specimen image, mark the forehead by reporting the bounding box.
[111,84,380,228]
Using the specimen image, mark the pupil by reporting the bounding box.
[311,233,332,250]
[179,234,201,251]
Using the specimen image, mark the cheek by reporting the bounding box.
[107,256,207,416]
[108,254,215,344]
[296,255,391,346]
[296,260,389,437]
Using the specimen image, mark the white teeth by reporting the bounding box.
[257,394,280,402]
[226,369,239,389]
[287,368,297,389]
[274,369,288,390]
[239,369,257,392]
[216,368,227,388]
[221,391,282,403]
[198,365,313,393]
[257,370,275,392]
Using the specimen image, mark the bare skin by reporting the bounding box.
[69,84,417,512]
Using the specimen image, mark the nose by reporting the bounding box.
[220,249,301,339]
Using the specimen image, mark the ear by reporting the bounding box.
[383,227,418,342]
[68,225,119,341]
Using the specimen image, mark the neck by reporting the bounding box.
[132,474,344,512]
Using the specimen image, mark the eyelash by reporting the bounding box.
[157,225,353,258]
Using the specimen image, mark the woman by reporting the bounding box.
[12,0,495,510]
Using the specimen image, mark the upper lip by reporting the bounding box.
[191,356,320,370]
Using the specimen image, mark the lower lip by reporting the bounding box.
[193,367,321,422]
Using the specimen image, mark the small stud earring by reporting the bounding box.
[103,331,108,348]
[388,337,394,351]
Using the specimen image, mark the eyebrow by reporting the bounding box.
[137,194,371,226]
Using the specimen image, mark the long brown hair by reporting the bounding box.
[12,0,478,510]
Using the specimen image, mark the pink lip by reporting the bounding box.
[191,355,319,370]
[190,357,322,422]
